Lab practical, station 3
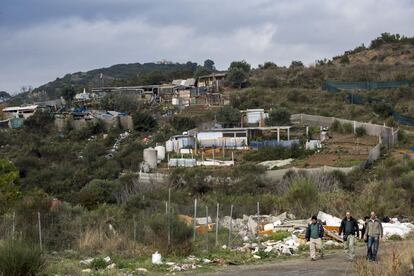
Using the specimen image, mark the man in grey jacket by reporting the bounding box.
[363,211,383,261]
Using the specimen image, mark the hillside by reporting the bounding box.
[9,33,414,107]
[12,62,198,102]
[0,91,10,98]
[332,33,414,66]
[332,43,414,66]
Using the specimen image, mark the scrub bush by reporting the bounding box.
[0,239,45,276]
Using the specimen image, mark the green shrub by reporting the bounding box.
[148,213,193,255]
[132,111,157,132]
[0,239,45,276]
[243,144,309,162]
[216,106,241,127]
[269,231,290,241]
[373,103,393,118]
[355,126,366,137]
[331,120,353,134]
[255,250,275,259]
[171,116,196,132]
[342,123,353,134]
[284,179,319,217]
[388,234,403,241]
[330,120,343,133]
[90,257,107,270]
[266,108,291,126]
[78,179,119,208]
[340,55,350,64]
[397,129,409,145]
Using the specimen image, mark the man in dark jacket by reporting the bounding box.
[361,216,370,240]
[305,215,324,261]
[339,211,359,261]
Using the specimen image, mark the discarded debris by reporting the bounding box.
[258,159,294,170]
[382,219,414,239]
[152,251,162,265]
[80,258,94,266]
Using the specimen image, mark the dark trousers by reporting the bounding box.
[367,236,380,261]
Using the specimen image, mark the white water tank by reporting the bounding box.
[143,148,157,169]
[172,98,180,106]
[155,145,166,161]
[166,140,174,153]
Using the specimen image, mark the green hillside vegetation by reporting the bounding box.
[1,34,414,273]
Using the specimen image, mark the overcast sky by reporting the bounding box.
[1,0,414,94]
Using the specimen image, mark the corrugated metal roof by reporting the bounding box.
[184,78,195,86]
[3,105,39,112]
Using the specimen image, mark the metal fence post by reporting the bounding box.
[215,203,219,247]
[12,211,15,240]
[228,205,233,248]
[168,188,171,247]
[193,199,197,242]
[205,206,209,252]
[133,215,137,243]
[37,212,42,251]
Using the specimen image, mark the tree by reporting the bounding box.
[203,59,215,71]
[61,85,76,102]
[82,142,106,163]
[216,106,240,127]
[24,110,54,132]
[171,116,196,132]
[0,160,21,212]
[140,71,166,85]
[290,60,304,68]
[193,66,211,79]
[227,60,251,88]
[266,108,291,126]
[132,111,157,132]
[340,55,350,64]
[78,179,119,208]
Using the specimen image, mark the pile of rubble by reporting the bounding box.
[168,211,414,269]
[219,212,306,239]
[152,253,230,272]
[80,256,115,273]
[236,234,305,257]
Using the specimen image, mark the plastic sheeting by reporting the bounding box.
[317,211,342,227]
[250,139,300,149]
[382,221,414,238]
[168,158,196,167]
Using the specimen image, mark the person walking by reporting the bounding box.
[339,211,359,261]
[363,211,383,262]
[361,216,370,240]
[306,215,324,261]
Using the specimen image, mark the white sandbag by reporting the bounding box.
[152,251,162,265]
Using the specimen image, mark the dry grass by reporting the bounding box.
[355,243,414,276]
[77,227,154,257]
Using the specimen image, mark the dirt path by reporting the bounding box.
[197,242,407,276]
[200,251,355,276]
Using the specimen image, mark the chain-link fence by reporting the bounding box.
[323,80,414,126]
[0,194,269,255]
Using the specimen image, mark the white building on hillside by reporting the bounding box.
[2,105,39,119]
